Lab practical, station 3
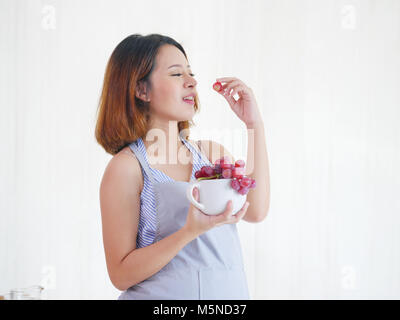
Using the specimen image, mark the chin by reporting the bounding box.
[179,109,195,120]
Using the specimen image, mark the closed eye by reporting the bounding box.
[172,73,195,77]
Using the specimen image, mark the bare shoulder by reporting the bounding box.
[102,146,144,194]
[189,139,235,164]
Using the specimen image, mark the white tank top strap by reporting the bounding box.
[180,137,212,166]
[128,138,157,186]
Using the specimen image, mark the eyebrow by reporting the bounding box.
[168,64,191,69]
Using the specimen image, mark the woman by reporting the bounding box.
[95,34,270,299]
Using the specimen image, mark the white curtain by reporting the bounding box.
[1,0,399,299]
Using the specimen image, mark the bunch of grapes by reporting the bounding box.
[194,156,256,195]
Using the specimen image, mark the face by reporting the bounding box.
[141,44,198,124]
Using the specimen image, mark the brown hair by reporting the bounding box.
[95,33,200,155]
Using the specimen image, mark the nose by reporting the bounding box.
[184,75,197,88]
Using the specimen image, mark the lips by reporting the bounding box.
[183,98,195,105]
[182,94,195,105]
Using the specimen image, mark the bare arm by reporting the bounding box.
[243,122,270,222]
[99,153,196,291]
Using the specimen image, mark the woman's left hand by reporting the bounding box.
[215,77,263,128]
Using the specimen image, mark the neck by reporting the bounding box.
[142,119,185,166]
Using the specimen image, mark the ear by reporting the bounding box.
[135,80,150,102]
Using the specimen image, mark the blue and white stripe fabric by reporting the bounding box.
[129,136,211,248]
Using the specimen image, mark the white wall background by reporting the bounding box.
[1,0,399,299]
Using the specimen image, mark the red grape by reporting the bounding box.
[221,168,232,179]
[195,161,256,191]
[232,167,245,178]
[219,156,231,165]
[220,163,232,170]
[213,81,223,92]
[231,179,240,191]
[235,160,245,168]
[238,186,249,195]
[201,166,214,177]
[195,171,203,179]
[214,164,222,174]
[240,177,251,188]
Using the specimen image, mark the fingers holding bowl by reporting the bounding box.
[213,200,233,227]
[230,201,250,223]
[214,200,249,226]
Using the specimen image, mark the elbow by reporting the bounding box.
[112,282,125,292]
[109,266,136,291]
[257,200,270,222]
[247,202,269,223]
[244,214,265,223]
[245,190,270,223]
[107,255,143,291]
[110,273,128,291]
[244,207,269,223]
[110,276,133,292]
[259,204,270,222]
[253,211,268,223]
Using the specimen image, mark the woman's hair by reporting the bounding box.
[95,33,200,155]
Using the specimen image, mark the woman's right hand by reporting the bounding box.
[183,187,250,238]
